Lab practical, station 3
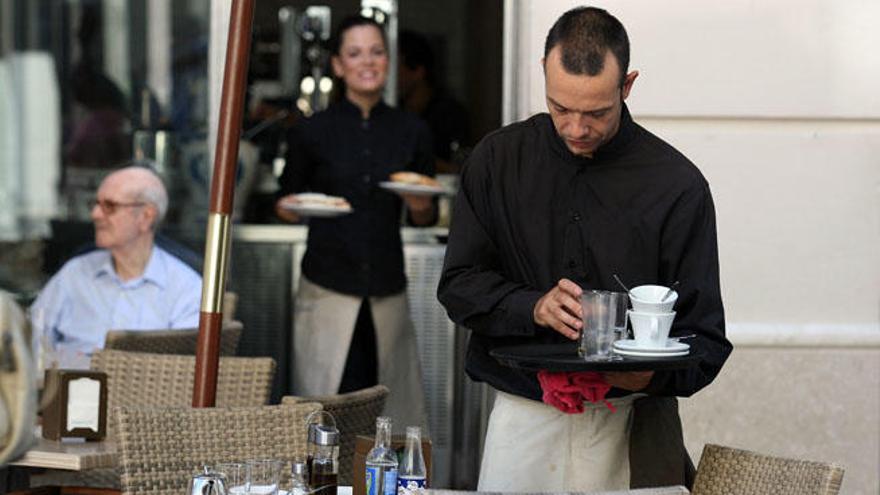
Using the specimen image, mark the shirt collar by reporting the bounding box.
[337,97,390,119]
[94,247,166,288]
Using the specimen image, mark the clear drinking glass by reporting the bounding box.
[216,462,248,495]
[247,459,282,495]
[579,290,628,360]
[28,307,49,370]
[610,292,630,341]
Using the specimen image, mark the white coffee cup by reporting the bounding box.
[628,309,676,349]
[630,285,678,313]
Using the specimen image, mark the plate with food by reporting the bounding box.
[280,193,353,217]
[379,172,452,196]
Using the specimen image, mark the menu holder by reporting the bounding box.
[352,434,432,495]
[42,369,108,441]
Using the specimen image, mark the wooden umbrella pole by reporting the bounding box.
[193,0,255,407]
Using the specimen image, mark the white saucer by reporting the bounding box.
[613,339,690,353]
[379,181,452,196]
[281,203,353,217]
[613,347,690,358]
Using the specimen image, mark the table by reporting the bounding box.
[9,436,117,471]
[427,488,689,495]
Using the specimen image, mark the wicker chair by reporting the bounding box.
[91,349,275,416]
[281,384,390,486]
[104,319,243,355]
[691,444,845,495]
[115,403,322,495]
[29,351,275,491]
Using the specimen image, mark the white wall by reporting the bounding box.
[506,1,880,493]
[507,0,880,329]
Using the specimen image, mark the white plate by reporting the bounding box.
[379,181,451,196]
[613,347,690,358]
[281,203,353,218]
[613,339,690,353]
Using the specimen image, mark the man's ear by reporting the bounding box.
[140,204,158,232]
[621,70,639,100]
[540,57,546,74]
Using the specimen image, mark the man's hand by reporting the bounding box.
[602,371,654,391]
[401,193,434,226]
[533,278,583,340]
[275,195,302,223]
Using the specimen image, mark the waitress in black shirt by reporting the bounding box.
[276,16,433,427]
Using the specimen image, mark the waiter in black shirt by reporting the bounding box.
[438,6,731,491]
[276,16,434,429]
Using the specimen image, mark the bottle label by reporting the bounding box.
[366,467,379,495]
[382,468,398,495]
[397,476,426,495]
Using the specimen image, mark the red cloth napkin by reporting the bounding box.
[537,370,616,414]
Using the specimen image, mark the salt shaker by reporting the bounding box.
[290,460,310,495]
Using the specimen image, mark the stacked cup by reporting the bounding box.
[627,285,677,349]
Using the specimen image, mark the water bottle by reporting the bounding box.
[396,426,427,495]
[365,416,398,495]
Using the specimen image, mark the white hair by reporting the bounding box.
[139,177,169,229]
[118,164,169,230]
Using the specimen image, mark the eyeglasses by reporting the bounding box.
[89,198,146,215]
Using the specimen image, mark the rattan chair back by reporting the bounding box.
[90,350,274,433]
[116,403,322,495]
[104,319,243,355]
[282,384,390,485]
[691,444,845,495]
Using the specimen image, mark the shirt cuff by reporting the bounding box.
[504,290,544,337]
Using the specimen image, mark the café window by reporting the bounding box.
[0,0,211,239]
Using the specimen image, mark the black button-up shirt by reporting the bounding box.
[438,105,731,401]
[279,99,433,296]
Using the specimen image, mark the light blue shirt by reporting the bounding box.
[30,246,202,365]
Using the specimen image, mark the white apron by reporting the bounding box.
[478,390,637,492]
[292,276,427,429]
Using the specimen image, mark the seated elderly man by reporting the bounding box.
[30,166,202,368]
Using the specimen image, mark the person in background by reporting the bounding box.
[30,166,201,369]
[65,5,131,168]
[397,29,470,174]
[275,16,432,428]
[438,6,731,491]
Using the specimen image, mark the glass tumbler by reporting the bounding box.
[247,459,282,495]
[215,462,248,495]
[579,290,628,360]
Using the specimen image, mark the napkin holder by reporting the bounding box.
[353,434,432,495]
[42,369,108,441]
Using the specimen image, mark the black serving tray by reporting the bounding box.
[490,343,702,372]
